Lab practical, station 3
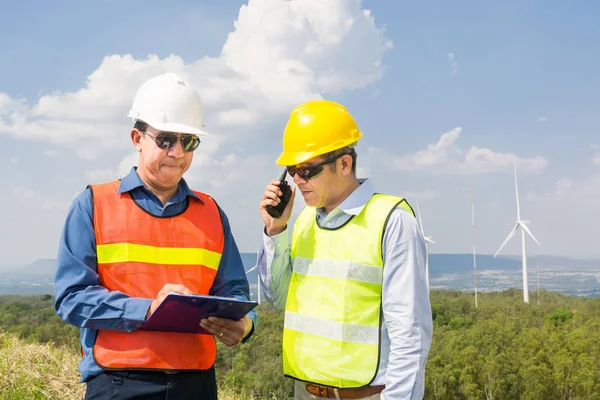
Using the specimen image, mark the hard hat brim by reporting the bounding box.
[133,118,209,136]
[275,151,317,166]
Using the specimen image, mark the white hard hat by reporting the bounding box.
[127,73,208,136]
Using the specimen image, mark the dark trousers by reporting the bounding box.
[84,368,218,400]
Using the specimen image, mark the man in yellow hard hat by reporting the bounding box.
[257,100,433,399]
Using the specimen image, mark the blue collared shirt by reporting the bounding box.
[257,179,433,400]
[54,167,257,382]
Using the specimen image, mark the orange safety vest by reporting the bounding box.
[89,180,224,371]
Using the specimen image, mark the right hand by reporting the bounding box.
[259,180,296,237]
[145,283,194,319]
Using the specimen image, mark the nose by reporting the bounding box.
[167,138,185,158]
[292,171,306,184]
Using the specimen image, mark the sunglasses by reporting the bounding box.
[141,130,201,152]
[286,154,347,181]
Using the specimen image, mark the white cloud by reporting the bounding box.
[43,150,61,159]
[12,185,40,200]
[86,169,119,183]
[368,127,548,175]
[447,52,458,75]
[537,116,547,123]
[0,93,27,116]
[592,145,600,166]
[0,0,392,160]
[529,174,600,206]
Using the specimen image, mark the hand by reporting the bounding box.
[145,283,194,319]
[259,180,296,236]
[199,316,253,347]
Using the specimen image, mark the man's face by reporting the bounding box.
[132,125,196,189]
[289,155,342,209]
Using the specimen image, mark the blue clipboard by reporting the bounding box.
[140,293,258,334]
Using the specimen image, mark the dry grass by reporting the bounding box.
[0,332,270,400]
[0,332,85,400]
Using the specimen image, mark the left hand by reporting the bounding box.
[200,315,253,347]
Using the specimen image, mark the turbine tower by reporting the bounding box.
[471,186,478,308]
[246,265,260,304]
[416,201,435,291]
[537,263,540,305]
[493,166,541,303]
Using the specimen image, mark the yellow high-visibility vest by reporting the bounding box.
[283,193,415,388]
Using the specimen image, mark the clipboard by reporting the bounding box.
[140,293,258,334]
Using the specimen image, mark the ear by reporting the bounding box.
[131,129,143,152]
[340,154,353,176]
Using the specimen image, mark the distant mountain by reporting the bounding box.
[5,253,597,281]
[502,254,599,269]
[429,254,522,275]
[4,258,57,277]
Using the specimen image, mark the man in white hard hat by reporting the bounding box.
[54,73,256,400]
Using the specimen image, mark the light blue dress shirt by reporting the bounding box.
[54,167,257,382]
[256,178,432,399]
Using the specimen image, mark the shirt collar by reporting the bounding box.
[117,167,203,203]
[315,178,375,219]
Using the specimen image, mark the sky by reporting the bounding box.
[1,0,599,267]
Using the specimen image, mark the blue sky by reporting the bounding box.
[1,0,599,267]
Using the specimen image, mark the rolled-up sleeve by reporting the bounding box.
[381,209,433,400]
[256,228,292,311]
[54,190,152,332]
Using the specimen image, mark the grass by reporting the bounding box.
[0,332,85,400]
[0,332,269,400]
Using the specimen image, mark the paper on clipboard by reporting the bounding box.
[140,292,258,334]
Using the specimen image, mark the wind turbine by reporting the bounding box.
[493,166,541,303]
[471,186,478,308]
[416,201,435,291]
[245,265,261,304]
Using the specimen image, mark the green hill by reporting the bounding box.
[1,291,599,399]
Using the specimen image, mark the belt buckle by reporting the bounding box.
[305,383,329,398]
[165,370,178,375]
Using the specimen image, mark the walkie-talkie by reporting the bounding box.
[266,169,292,218]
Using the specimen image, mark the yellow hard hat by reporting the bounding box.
[276,100,363,166]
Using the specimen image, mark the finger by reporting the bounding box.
[267,184,283,196]
[260,199,280,209]
[216,328,243,347]
[204,317,239,333]
[263,191,281,203]
[200,320,240,346]
[200,319,237,337]
[163,284,193,295]
[262,188,283,201]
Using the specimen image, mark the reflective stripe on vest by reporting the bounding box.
[90,180,224,371]
[283,193,414,388]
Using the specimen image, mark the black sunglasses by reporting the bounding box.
[287,153,348,181]
[141,130,201,152]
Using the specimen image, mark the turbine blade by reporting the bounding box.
[246,265,257,273]
[494,222,519,257]
[425,237,435,244]
[514,165,521,220]
[416,200,425,236]
[519,222,540,246]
